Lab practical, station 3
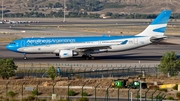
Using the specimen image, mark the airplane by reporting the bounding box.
[6,10,172,60]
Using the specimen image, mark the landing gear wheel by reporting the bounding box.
[83,54,94,60]
[82,54,86,58]
[91,56,94,60]
[85,57,89,60]
[24,57,27,60]
[23,53,27,60]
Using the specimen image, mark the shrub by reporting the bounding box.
[176,92,180,99]
[9,99,19,101]
[4,98,9,101]
[39,99,46,101]
[166,96,174,100]
[78,97,89,101]
[173,84,178,90]
[7,91,16,98]
[27,96,35,101]
[136,94,140,98]
[68,90,76,96]
[158,88,167,92]
[81,92,88,96]
[155,95,163,99]
[58,99,70,101]
[31,90,39,96]
[22,98,28,101]
[0,96,3,99]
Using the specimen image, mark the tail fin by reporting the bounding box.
[136,10,172,36]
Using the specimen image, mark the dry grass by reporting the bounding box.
[0,77,179,99]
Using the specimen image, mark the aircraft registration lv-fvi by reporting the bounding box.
[6,10,172,60]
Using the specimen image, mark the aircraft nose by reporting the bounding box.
[6,44,11,50]
[6,44,16,51]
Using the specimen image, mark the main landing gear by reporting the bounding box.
[82,54,94,60]
[23,53,27,60]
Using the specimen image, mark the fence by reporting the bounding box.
[0,62,168,101]
[15,62,159,78]
[1,81,166,101]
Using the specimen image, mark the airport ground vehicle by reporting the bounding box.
[112,78,147,89]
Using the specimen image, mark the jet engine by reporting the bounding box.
[59,50,78,58]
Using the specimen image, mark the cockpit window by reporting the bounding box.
[10,42,16,44]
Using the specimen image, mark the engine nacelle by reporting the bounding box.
[59,50,78,58]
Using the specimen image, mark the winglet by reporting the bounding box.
[121,40,128,45]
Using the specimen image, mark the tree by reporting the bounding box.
[48,3,54,8]
[158,51,180,76]
[54,2,62,8]
[46,66,57,81]
[105,12,113,16]
[0,58,18,79]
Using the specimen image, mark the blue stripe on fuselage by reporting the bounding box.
[13,36,144,47]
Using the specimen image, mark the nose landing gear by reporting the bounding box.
[23,53,27,60]
[82,54,94,60]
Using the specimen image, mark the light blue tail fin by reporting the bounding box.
[136,10,172,36]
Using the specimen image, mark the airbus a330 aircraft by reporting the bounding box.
[6,10,172,60]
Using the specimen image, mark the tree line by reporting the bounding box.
[2,11,180,19]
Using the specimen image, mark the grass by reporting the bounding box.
[0,38,18,42]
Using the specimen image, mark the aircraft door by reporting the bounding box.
[134,38,138,44]
[98,40,101,45]
[21,40,25,47]
[46,41,50,47]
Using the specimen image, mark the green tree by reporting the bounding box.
[48,3,54,8]
[54,2,62,8]
[46,66,57,81]
[158,51,180,76]
[0,58,18,79]
[105,12,113,16]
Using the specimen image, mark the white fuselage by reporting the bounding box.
[17,36,151,54]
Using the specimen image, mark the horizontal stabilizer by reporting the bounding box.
[150,36,168,42]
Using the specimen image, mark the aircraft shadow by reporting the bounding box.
[14,52,161,61]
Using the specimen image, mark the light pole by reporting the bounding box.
[63,0,66,22]
[1,0,3,21]
[139,80,142,101]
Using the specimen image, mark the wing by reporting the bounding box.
[53,40,128,53]
[64,40,128,50]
